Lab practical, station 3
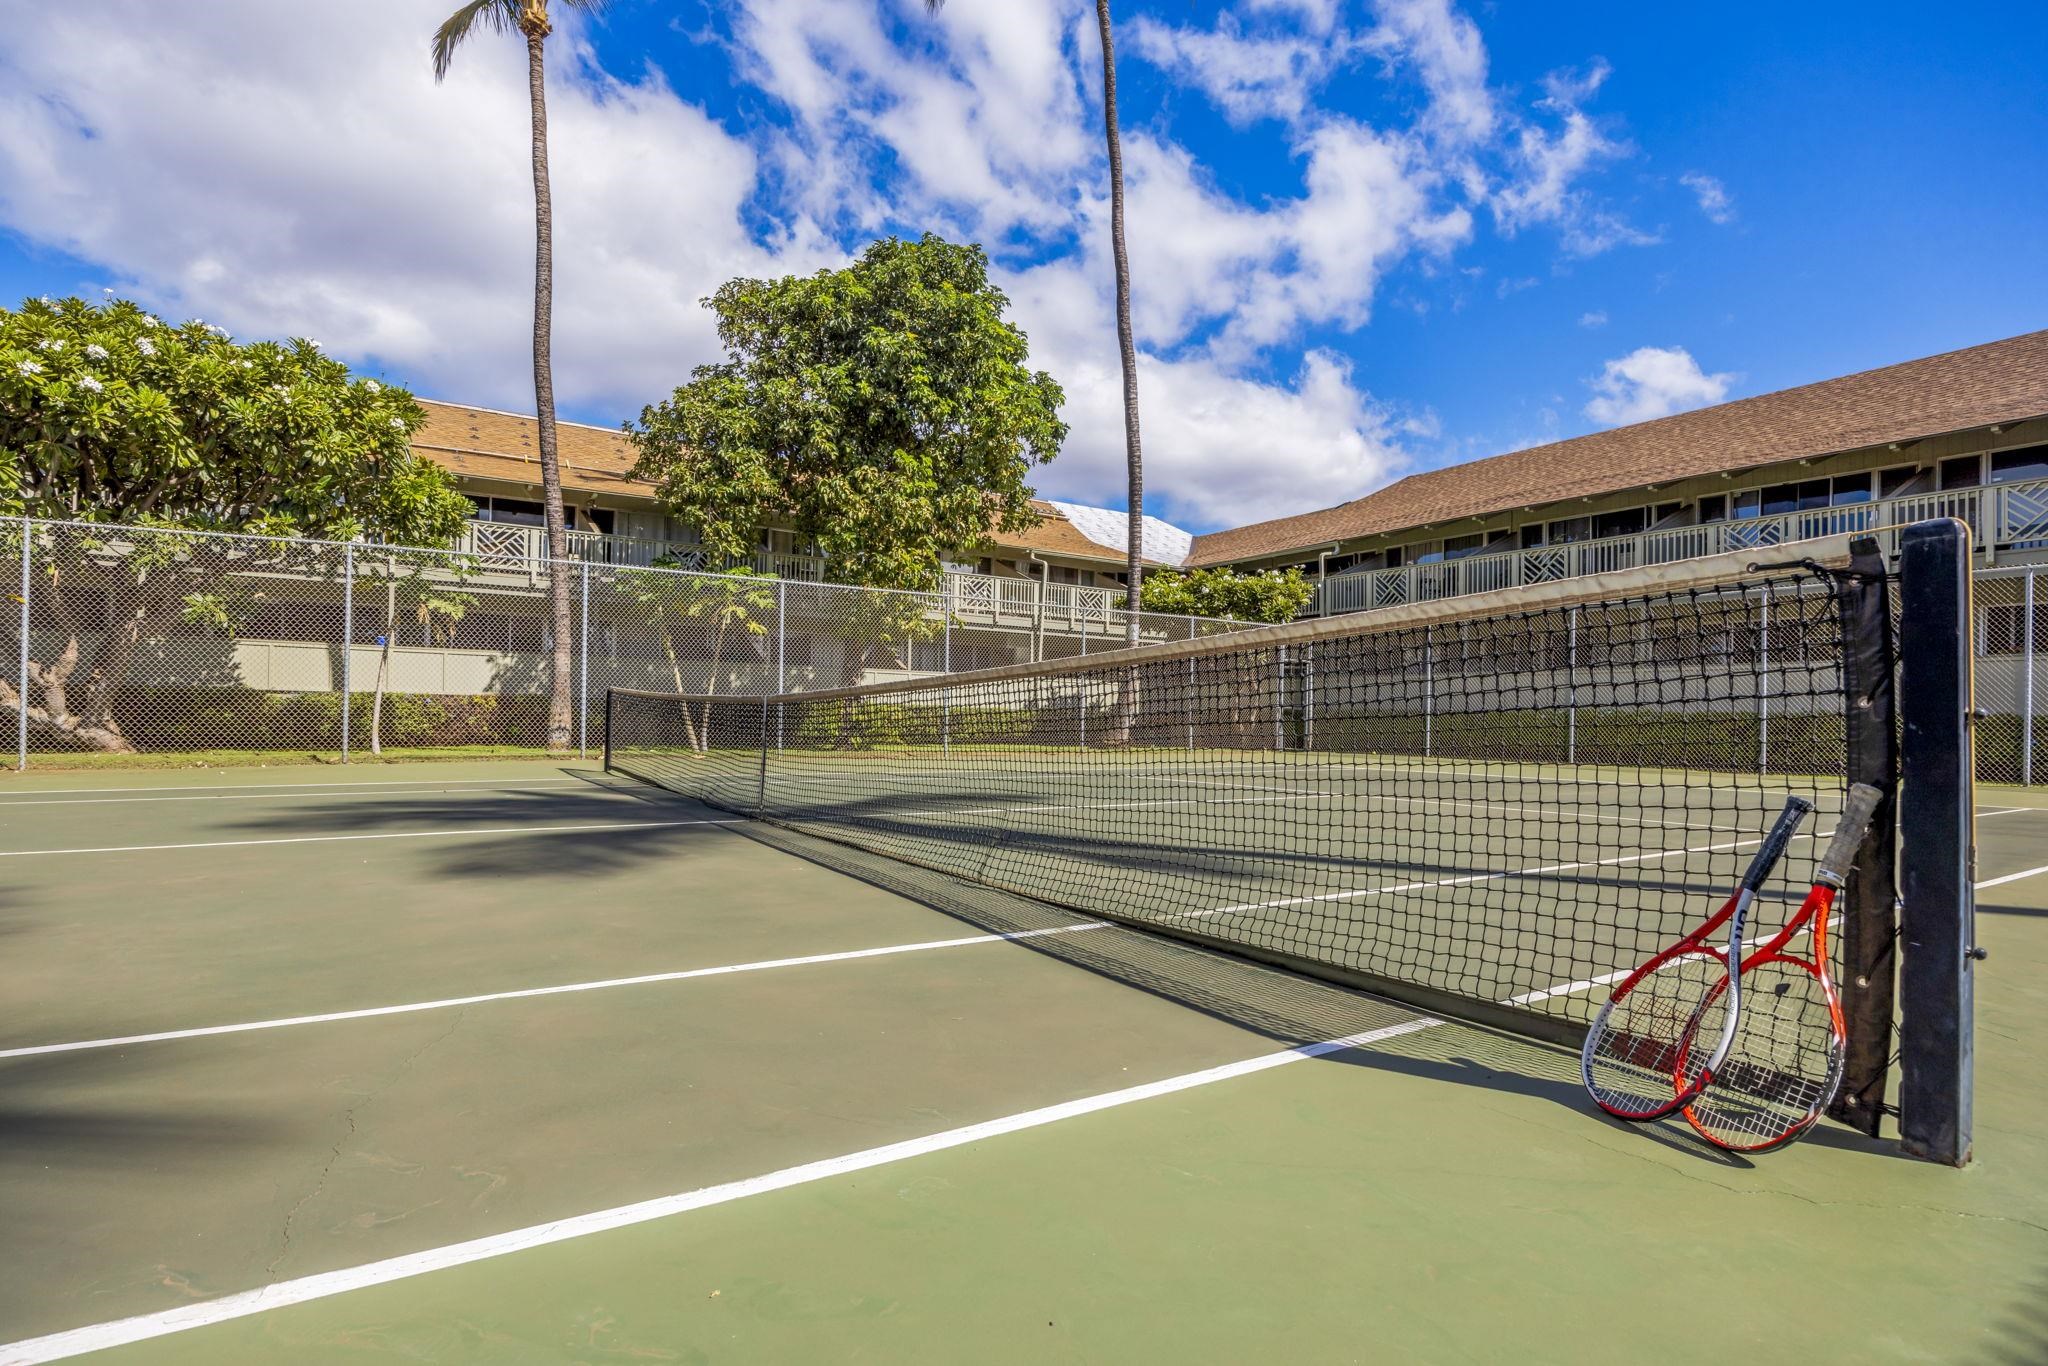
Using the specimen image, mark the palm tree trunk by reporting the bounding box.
[1094,0,1144,649]
[526,28,575,752]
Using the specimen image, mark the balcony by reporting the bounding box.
[1312,478,2048,616]
[455,521,827,580]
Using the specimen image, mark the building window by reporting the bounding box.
[1878,465,1923,499]
[1940,455,1983,490]
[1991,444,2048,485]
[1651,502,1684,527]
[1548,515,1593,544]
[1592,508,1648,539]
[1698,494,1728,523]
[1519,524,1546,549]
[1444,533,1486,560]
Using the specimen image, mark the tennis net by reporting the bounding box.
[606,534,1899,1094]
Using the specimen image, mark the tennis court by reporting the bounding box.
[5,530,2045,1364]
[0,760,2044,1364]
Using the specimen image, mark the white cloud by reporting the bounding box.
[1583,346,1734,426]
[0,0,839,417]
[1492,60,1656,255]
[1579,310,1607,327]
[0,0,1675,532]
[1125,16,1340,127]
[1679,171,1735,224]
[1365,0,1494,145]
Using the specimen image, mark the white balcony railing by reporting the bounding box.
[456,521,828,580]
[1312,478,2048,616]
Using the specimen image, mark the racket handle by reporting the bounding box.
[1740,797,1813,891]
[1815,782,1886,889]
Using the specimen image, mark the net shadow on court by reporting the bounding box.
[725,816,1829,1169]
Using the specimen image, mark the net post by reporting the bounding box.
[340,541,353,763]
[774,579,787,751]
[1897,518,1977,1166]
[757,696,770,815]
[602,688,615,773]
[2023,570,2035,787]
[16,517,29,771]
[1829,536,1900,1137]
[942,590,952,751]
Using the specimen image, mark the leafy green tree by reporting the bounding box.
[925,0,1146,644]
[610,565,777,751]
[0,295,471,751]
[629,234,1065,595]
[1135,567,1316,623]
[433,0,605,752]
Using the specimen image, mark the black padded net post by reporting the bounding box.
[608,538,1901,1070]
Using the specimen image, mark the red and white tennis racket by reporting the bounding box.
[1580,796,1813,1123]
[1677,782,1883,1152]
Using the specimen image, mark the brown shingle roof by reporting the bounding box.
[1187,330,2048,566]
[411,399,648,498]
[412,402,1142,563]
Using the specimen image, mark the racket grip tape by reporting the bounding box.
[1740,796,1813,891]
[1815,782,1885,889]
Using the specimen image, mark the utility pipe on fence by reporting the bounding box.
[16,518,28,771]
[340,542,354,762]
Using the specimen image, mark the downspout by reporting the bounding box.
[1315,544,1341,617]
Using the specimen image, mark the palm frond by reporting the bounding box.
[430,0,515,82]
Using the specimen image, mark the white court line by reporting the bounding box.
[0,922,1110,1060]
[0,819,736,859]
[0,775,592,798]
[0,821,2004,1362]
[0,1014,1443,1366]
[0,784,600,808]
[1976,862,2048,891]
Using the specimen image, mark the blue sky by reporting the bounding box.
[2,1,2042,532]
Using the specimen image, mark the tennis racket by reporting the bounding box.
[1580,796,1813,1122]
[1678,782,1883,1152]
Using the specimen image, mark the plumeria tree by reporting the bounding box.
[0,295,471,750]
[1135,566,1317,623]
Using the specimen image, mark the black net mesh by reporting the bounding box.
[607,557,1882,1045]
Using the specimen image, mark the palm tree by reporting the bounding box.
[432,0,604,751]
[925,0,1146,646]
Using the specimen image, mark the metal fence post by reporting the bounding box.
[340,541,354,761]
[1565,605,1580,765]
[1758,582,1772,777]
[2023,569,2039,786]
[578,562,591,758]
[1423,625,1434,759]
[16,517,29,771]
[774,579,787,752]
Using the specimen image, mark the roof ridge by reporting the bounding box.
[414,396,629,439]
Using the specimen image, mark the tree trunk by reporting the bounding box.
[700,616,730,753]
[1095,0,1144,650]
[658,624,704,753]
[527,29,575,752]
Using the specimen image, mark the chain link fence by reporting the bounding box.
[1976,564,2045,786]
[0,516,1256,765]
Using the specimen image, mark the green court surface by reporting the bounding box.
[1,760,2044,1365]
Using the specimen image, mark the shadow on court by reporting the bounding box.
[722,819,1892,1169]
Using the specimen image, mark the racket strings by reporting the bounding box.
[1683,957,1845,1150]
[1582,952,1730,1119]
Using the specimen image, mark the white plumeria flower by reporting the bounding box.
[84,343,109,360]
[240,361,254,370]
[206,324,229,336]
[364,380,381,394]
[140,315,161,329]
[77,376,104,393]
[37,338,63,351]
[272,384,292,396]
[135,337,156,356]
[388,418,406,431]
[17,360,42,376]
